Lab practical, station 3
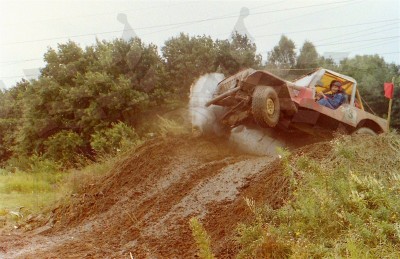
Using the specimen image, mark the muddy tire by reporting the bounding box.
[353,127,377,135]
[252,85,280,127]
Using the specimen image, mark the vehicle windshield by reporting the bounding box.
[293,70,354,96]
[316,72,354,96]
[293,69,367,108]
[293,72,316,87]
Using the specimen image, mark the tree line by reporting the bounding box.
[0,33,398,167]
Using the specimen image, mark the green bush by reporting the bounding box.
[44,131,84,166]
[90,122,141,156]
[5,154,61,174]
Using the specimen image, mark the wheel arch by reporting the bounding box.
[245,70,287,88]
[356,119,384,134]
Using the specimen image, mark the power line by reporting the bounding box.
[4,17,396,47]
[220,0,290,17]
[138,0,290,38]
[315,36,400,47]
[209,0,362,41]
[136,0,288,36]
[333,38,400,52]
[1,1,398,75]
[0,1,353,67]
[313,22,399,43]
[0,75,38,79]
[0,0,355,46]
[0,2,288,66]
[0,58,43,65]
[168,14,397,49]
[2,1,286,28]
[251,0,359,30]
[247,0,355,16]
[316,25,398,47]
[260,36,399,55]
[380,52,400,55]
[253,19,399,38]
[0,2,186,27]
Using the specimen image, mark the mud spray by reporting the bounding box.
[189,73,287,156]
[189,73,225,135]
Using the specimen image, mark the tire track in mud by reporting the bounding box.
[0,136,277,258]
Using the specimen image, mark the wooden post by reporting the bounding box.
[387,76,395,132]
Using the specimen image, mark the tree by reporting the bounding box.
[317,56,338,71]
[162,33,218,99]
[266,35,296,69]
[296,41,318,69]
[0,80,28,163]
[12,39,163,161]
[215,33,262,75]
[42,41,86,86]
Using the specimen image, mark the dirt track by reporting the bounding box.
[0,136,291,258]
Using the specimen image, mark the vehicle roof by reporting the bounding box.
[294,67,357,84]
[323,68,357,84]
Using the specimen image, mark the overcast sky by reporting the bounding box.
[0,0,399,88]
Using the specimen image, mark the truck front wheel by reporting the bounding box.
[252,85,280,127]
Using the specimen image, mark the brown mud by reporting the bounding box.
[0,135,325,258]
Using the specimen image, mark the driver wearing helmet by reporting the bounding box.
[316,80,346,109]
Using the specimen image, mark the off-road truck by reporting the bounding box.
[206,68,387,135]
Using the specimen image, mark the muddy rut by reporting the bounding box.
[0,136,290,258]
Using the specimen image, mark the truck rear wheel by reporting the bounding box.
[252,85,280,127]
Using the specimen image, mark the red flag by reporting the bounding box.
[384,82,394,99]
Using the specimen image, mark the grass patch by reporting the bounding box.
[157,116,190,136]
[0,151,120,227]
[60,155,118,196]
[0,192,59,213]
[190,217,215,259]
[0,164,63,214]
[0,171,63,194]
[236,133,400,258]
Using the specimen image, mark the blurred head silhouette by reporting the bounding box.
[240,7,249,18]
[117,13,128,24]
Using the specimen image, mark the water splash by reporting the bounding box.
[189,73,225,135]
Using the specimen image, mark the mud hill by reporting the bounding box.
[2,133,390,258]
[0,135,296,258]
